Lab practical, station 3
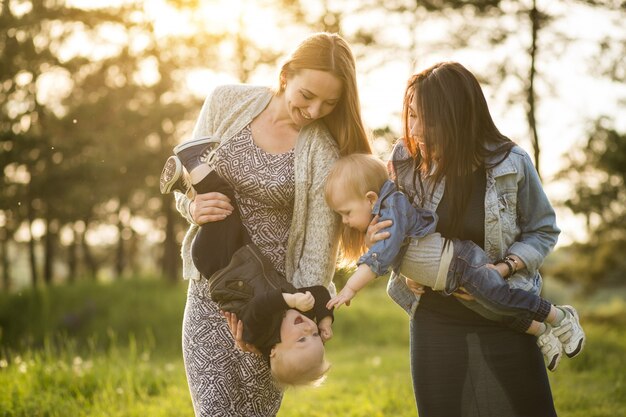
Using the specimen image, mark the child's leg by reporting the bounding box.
[451,241,553,329]
[191,210,249,278]
[190,172,250,278]
[174,137,218,184]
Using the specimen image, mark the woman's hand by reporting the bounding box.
[405,278,426,296]
[364,215,393,248]
[452,263,506,301]
[451,287,475,301]
[222,311,261,355]
[191,192,234,225]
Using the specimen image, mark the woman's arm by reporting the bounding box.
[508,153,560,276]
[289,138,341,290]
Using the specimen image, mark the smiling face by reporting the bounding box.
[270,309,326,385]
[275,309,323,352]
[282,69,343,127]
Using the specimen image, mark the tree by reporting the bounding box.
[546,120,626,288]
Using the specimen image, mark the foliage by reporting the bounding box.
[546,120,626,288]
[0,0,625,292]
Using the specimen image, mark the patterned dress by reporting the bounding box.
[182,124,294,417]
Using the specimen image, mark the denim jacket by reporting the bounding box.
[358,180,438,276]
[386,139,561,316]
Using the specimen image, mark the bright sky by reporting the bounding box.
[30,0,626,249]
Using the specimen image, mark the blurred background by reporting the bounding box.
[1,0,624,290]
[0,1,625,415]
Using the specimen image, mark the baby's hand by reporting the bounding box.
[294,291,315,312]
[318,316,333,342]
[326,286,356,310]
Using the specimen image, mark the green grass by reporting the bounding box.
[0,278,625,416]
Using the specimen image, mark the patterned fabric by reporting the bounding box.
[182,278,283,417]
[214,124,295,275]
[176,84,341,288]
[175,84,341,416]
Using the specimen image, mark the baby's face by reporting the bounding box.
[274,309,324,358]
[279,309,324,350]
[271,310,327,383]
[329,191,373,233]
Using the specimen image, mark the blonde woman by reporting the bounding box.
[172,33,370,416]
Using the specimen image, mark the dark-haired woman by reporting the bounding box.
[385,61,560,416]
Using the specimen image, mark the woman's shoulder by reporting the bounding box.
[506,144,536,169]
[302,122,339,157]
[210,84,271,104]
[489,143,536,178]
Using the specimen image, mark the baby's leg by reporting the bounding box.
[452,241,553,331]
[174,137,218,184]
[397,233,448,290]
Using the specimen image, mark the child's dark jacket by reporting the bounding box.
[208,244,333,360]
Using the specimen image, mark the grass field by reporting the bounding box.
[0,278,624,416]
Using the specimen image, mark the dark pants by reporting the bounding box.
[446,239,552,333]
[191,171,250,279]
[411,291,558,417]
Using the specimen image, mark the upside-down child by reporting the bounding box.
[324,153,585,372]
[160,137,333,387]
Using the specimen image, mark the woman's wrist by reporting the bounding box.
[496,255,519,279]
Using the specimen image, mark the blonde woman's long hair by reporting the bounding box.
[277,32,371,157]
[324,154,390,264]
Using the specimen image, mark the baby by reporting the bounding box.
[324,154,585,372]
[160,137,333,386]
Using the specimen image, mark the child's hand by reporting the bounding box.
[294,291,315,312]
[326,286,357,310]
[318,316,333,342]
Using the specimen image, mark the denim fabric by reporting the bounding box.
[358,180,438,276]
[446,239,552,332]
[387,140,560,315]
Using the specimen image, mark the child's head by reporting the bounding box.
[270,309,330,388]
[324,154,389,233]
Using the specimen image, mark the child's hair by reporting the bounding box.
[324,153,390,263]
[270,349,331,388]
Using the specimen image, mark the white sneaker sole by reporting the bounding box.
[563,306,587,358]
[160,156,182,194]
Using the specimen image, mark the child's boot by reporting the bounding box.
[160,155,188,194]
[173,137,217,173]
[536,325,562,372]
[552,305,586,358]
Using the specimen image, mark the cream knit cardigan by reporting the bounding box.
[175,84,341,291]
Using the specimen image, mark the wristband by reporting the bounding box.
[496,258,514,279]
[504,255,519,275]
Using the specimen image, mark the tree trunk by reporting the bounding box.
[162,197,179,282]
[527,0,541,178]
[43,213,57,285]
[0,232,10,292]
[67,224,77,284]
[81,218,98,280]
[115,207,125,278]
[27,199,39,288]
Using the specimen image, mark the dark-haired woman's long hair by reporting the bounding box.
[399,62,515,238]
